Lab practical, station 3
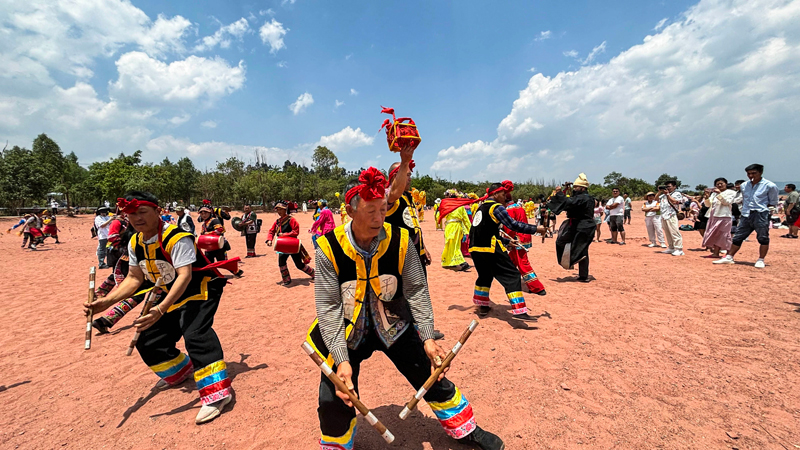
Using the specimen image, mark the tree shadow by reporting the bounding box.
[0,380,31,393]
[785,302,800,313]
[354,404,474,450]
[120,353,267,426]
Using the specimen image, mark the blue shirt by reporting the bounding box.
[741,178,779,217]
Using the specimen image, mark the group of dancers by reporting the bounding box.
[6,209,60,249]
[74,142,596,449]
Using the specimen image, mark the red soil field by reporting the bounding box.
[0,205,798,449]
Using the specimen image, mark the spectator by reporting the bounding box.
[693,193,709,239]
[731,180,745,226]
[659,180,685,256]
[642,192,666,248]
[714,164,779,268]
[780,184,799,239]
[593,199,604,242]
[50,198,59,216]
[623,193,632,225]
[701,178,735,258]
[175,206,195,235]
[94,207,113,268]
[606,188,626,245]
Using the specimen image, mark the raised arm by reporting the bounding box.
[386,146,415,204]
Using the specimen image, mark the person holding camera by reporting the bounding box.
[658,181,685,256]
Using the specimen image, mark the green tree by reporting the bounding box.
[654,173,681,188]
[312,146,339,179]
[31,133,64,188]
[695,184,708,192]
[603,171,624,187]
[0,146,49,209]
[55,152,89,208]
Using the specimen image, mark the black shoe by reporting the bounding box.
[433,330,445,340]
[477,306,491,317]
[577,277,591,283]
[234,270,244,278]
[92,318,110,334]
[98,264,110,269]
[535,289,547,296]
[462,426,504,450]
[458,263,471,271]
[512,312,538,322]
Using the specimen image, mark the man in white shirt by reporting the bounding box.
[658,180,684,256]
[94,207,114,268]
[623,193,632,225]
[606,188,626,245]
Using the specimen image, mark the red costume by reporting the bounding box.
[504,205,545,294]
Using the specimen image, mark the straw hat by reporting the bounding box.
[646,191,655,197]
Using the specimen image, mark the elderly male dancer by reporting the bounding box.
[306,168,504,450]
[546,174,596,282]
[84,191,239,424]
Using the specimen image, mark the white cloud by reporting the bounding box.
[201,120,217,128]
[169,114,191,125]
[535,30,552,41]
[277,61,287,68]
[654,18,668,31]
[259,9,274,16]
[528,67,537,73]
[289,92,313,115]
[281,0,297,5]
[350,88,359,96]
[433,0,800,185]
[581,41,607,65]
[194,18,250,52]
[335,100,345,108]
[146,135,300,164]
[110,52,246,106]
[345,53,353,60]
[563,50,579,58]
[259,19,288,54]
[315,126,373,151]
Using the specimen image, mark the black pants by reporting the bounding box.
[471,248,528,314]
[205,240,230,263]
[578,255,589,279]
[278,252,307,269]
[245,233,257,255]
[318,328,474,445]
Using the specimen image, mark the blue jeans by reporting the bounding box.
[732,211,769,246]
[97,239,108,266]
[311,233,319,249]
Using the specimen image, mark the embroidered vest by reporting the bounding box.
[385,192,425,255]
[131,223,221,312]
[306,223,410,366]
[468,200,507,253]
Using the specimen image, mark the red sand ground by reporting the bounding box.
[0,205,798,449]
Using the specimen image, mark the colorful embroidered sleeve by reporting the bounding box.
[494,205,539,235]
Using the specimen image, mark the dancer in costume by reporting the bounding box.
[439,190,471,271]
[198,205,231,263]
[439,181,544,321]
[306,169,504,450]
[546,174,595,282]
[41,210,60,243]
[433,199,442,230]
[502,198,546,295]
[240,204,259,258]
[310,201,335,249]
[417,190,427,221]
[92,218,142,334]
[84,191,240,424]
[22,211,45,250]
[7,215,31,247]
[266,202,315,286]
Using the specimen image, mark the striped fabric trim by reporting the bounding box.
[320,417,357,450]
[428,388,477,439]
[194,360,232,405]
[473,286,490,306]
[150,353,193,385]
[507,291,527,315]
[522,272,538,282]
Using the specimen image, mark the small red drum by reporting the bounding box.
[275,236,301,254]
[197,234,224,251]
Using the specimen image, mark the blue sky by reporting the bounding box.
[2,0,798,186]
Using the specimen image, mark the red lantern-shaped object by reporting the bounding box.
[379,106,421,152]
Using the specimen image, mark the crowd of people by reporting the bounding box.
[0,149,786,450]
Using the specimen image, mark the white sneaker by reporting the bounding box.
[647,243,656,248]
[713,256,734,264]
[660,244,667,248]
[672,250,684,256]
[196,394,233,424]
[754,259,765,269]
[661,248,675,254]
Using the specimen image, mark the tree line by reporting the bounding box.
[0,133,686,213]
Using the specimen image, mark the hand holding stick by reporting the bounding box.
[126,277,164,356]
[399,320,479,420]
[85,267,96,350]
[301,342,394,444]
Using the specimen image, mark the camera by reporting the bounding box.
[658,185,667,191]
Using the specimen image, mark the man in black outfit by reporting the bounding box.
[547,173,596,282]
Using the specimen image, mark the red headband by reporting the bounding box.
[202,199,212,206]
[345,167,387,205]
[388,160,415,185]
[116,198,159,214]
[487,180,514,196]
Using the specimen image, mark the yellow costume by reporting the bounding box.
[418,191,426,221]
[524,201,536,219]
[434,202,442,230]
[339,203,350,224]
[441,205,471,267]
